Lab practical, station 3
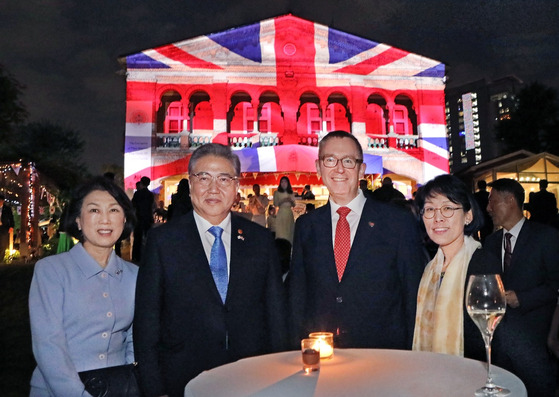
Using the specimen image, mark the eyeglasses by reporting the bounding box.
[191,172,238,187]
[320,156,363,169]
[420,206,463,219]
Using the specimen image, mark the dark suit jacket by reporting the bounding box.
[288,198,426,350]
[484,220,559,342]
[484,220,559,393]
[463,248,502,361]
[134,212,287,397]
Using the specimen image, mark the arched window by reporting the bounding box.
[259,102,284,134]
[230,102,254,133]
[366,94,388,135]
[157,90,182,133]
[325,103,350,132]
[164,101,187,133]
[394,95,417,135]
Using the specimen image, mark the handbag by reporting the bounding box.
[78,363,140,397]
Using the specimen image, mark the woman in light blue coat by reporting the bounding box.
[29,176,137,396]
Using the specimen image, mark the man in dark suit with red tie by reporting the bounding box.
[485,178,559,396]
[134,144,287,397]
[288,130,426,350]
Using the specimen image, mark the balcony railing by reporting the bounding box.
[156,132,190,150]
[156,132,282,150]
[367,133,419,150]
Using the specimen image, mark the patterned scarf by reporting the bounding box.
[413,235,481,356]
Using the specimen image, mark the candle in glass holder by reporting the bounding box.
[309,332,334,359]
[301,338,320,373]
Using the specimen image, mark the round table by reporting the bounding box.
[184,349,526,397]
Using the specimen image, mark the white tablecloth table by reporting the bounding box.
[184,348,526,397]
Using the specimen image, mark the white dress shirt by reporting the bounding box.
[193,211,232,276]
[328,190,367,247]
[501,217,525,271]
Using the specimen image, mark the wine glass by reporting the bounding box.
[465,274,510,396]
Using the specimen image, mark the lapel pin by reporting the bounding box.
[237,229,244,240]
[368,222,375,228]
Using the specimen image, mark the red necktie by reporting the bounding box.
[334,207,351,282]
[504,232,513,269]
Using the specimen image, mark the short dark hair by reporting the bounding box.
[65,176,136,243]
[188,143,241,176]
[415,174,483,236]
[318,130,363,160]
[539,179,548,189]
[477,180,487,190]
[140,176,151,187]
[488,178,525,210]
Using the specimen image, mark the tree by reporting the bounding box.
[12,121,89,192]
[495,82,559,155]
[0,65,27,150]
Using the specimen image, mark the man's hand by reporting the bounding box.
[505,290,519,308]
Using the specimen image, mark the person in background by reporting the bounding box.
[28,176,137,396]
[154,200,168,224]
[0,193,15,262]
[247,184,269,227]
[301,184,315,200]
[413,174,499,360]
[288,130,425,349]
[371,176,405,203]
[485,178,559,396]
[131,176,155,261]
[266,205,277,238]
[473,180,493,243]
[167,178,193,222]
[133,144,287,397]
[359,179,374,200]
[528,179,557,226]
[273,176,295,244]
[231,192,246,213]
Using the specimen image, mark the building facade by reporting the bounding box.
[120,15,448,199]
[445,76,524,173]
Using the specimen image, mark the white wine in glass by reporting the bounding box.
[465,274,510,396]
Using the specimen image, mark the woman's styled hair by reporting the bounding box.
[415,174,484,236]
[277,176,293,194]
[65,176,136,242]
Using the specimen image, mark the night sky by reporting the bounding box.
[1,0,558,174]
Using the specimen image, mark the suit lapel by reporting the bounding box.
[313,203,338,283]
[227,216,247,304]
[182,212,227,305]
[342,199,377,280]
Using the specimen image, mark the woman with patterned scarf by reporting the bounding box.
[413,174,500,360]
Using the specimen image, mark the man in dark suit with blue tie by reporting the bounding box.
[485,178,559,396]
[134,144,287,397]
[288,130,426,349]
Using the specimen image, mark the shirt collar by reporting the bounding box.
[193,211,232,235]
[71,243,122,279]
[329,190,366,215]
[504,217,525,238]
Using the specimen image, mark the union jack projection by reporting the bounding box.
[120,14,448,192]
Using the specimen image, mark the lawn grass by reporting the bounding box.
[0,263,36,397]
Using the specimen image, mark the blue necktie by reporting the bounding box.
[209,226,228,303]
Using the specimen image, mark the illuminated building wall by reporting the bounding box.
[119,15,448,191]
